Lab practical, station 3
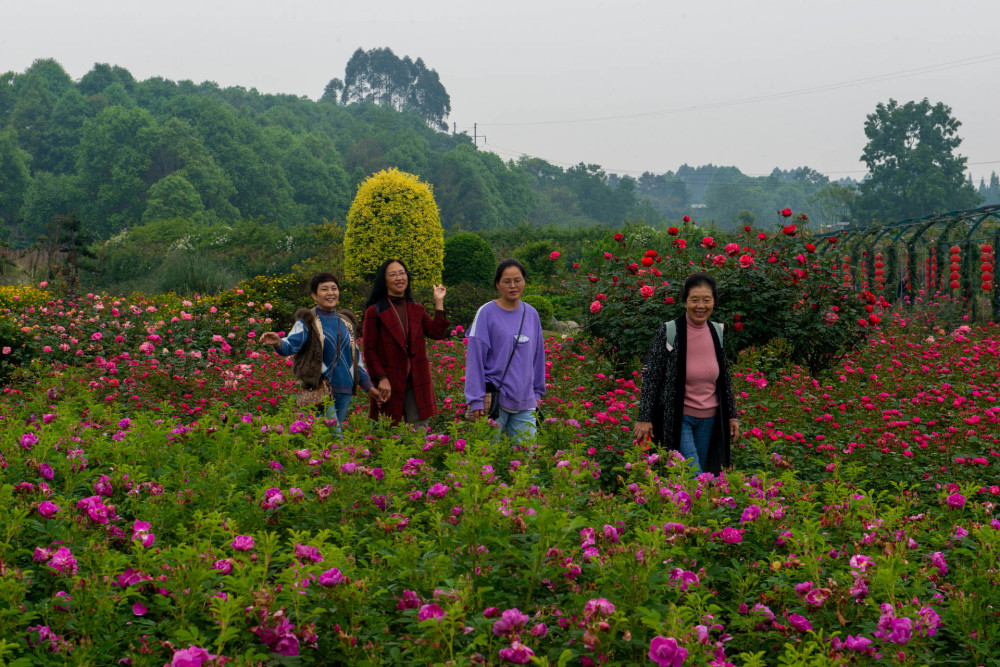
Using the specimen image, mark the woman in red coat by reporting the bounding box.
[362,259,450,430]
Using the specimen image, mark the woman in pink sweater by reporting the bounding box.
[633,273,740,474]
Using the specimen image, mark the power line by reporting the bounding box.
[475,50,1000,127]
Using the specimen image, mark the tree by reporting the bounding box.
[74,105,159,235]
[340,47,451,131]
[856,98,980,223]
[343,169,444,284]
[20,171,73,243]
[0,129,32,239]
[143,174,204,222]
[807,183,857,230]
[977,172,1000,206]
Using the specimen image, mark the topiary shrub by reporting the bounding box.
[344,169,444,285]
[522,294,554,327]
[443,233,495,288]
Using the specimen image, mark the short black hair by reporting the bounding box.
[310,272,340,294]
[682,272,717,302]
[494,258,527,288]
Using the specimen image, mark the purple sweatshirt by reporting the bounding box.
[464,301,546,412]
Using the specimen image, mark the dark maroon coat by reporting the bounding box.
[362,300,450,422]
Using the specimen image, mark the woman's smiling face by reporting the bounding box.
[685,285,714,325]
[311,281,340,309]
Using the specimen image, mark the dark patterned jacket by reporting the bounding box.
[636,316,738,474]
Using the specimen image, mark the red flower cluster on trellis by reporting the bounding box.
[982,243,995,291]
[874,252,885,291]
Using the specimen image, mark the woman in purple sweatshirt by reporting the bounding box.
[464,259,546,442]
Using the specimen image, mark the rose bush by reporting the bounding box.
[0,283,998,664]
[572,215,873,374]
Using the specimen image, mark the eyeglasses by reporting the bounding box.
[499,278,524,287]
[386,272,407,279]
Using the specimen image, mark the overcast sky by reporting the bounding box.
[6,0,1000,183]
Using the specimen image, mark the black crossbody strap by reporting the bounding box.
[495,305,526,394]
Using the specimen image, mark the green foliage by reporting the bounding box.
[442,233,495,288]
[438,282,495,328]
[344,169,444,284]
[522,293,554,327]
[0,129,31,232]
[155,251,239,295]
[856,98,981,222]
[143,175,204,223]
[212,274,308,328]
[92,218,314,294]
[735,337,796,379]
[0,312,33,383]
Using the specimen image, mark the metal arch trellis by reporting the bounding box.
[814,204,1000,321]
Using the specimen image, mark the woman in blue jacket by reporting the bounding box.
[260,273,380,426]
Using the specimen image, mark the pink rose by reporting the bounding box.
[231,535,255,552]
[720,526,743,543]
[648,636,688,667]
[38,501,61,518]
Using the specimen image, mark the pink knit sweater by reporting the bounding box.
[683,314,720,417]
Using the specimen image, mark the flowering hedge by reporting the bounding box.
[0,284,999,665]
[572,217,876,374]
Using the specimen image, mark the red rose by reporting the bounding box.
[641,256,654,267]
[805,244,816,253]
[781,224,797,236]
[780,208,792,218]
[668,227,679,236]
[682,215,691,223]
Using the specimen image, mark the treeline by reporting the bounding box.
[0,57,651,245]
[1,54,894,249]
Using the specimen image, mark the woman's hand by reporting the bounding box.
[368,385,383,404]
[729,419,740,441]
[377,378,392,403]
[433,284,447,309]
[633,420,653,444]
[259,332,280,346]
[469,409,484,421]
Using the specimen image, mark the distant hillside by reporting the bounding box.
[0,54,872,243]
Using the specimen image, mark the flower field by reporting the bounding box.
[1,284,999,666]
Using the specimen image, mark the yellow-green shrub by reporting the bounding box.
[343,169,444,285]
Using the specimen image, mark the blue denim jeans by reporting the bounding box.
[325,393,353,434]
[496,408,537,444]
[679,414,715,474]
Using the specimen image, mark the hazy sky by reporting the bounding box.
[6,0,1000,183]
